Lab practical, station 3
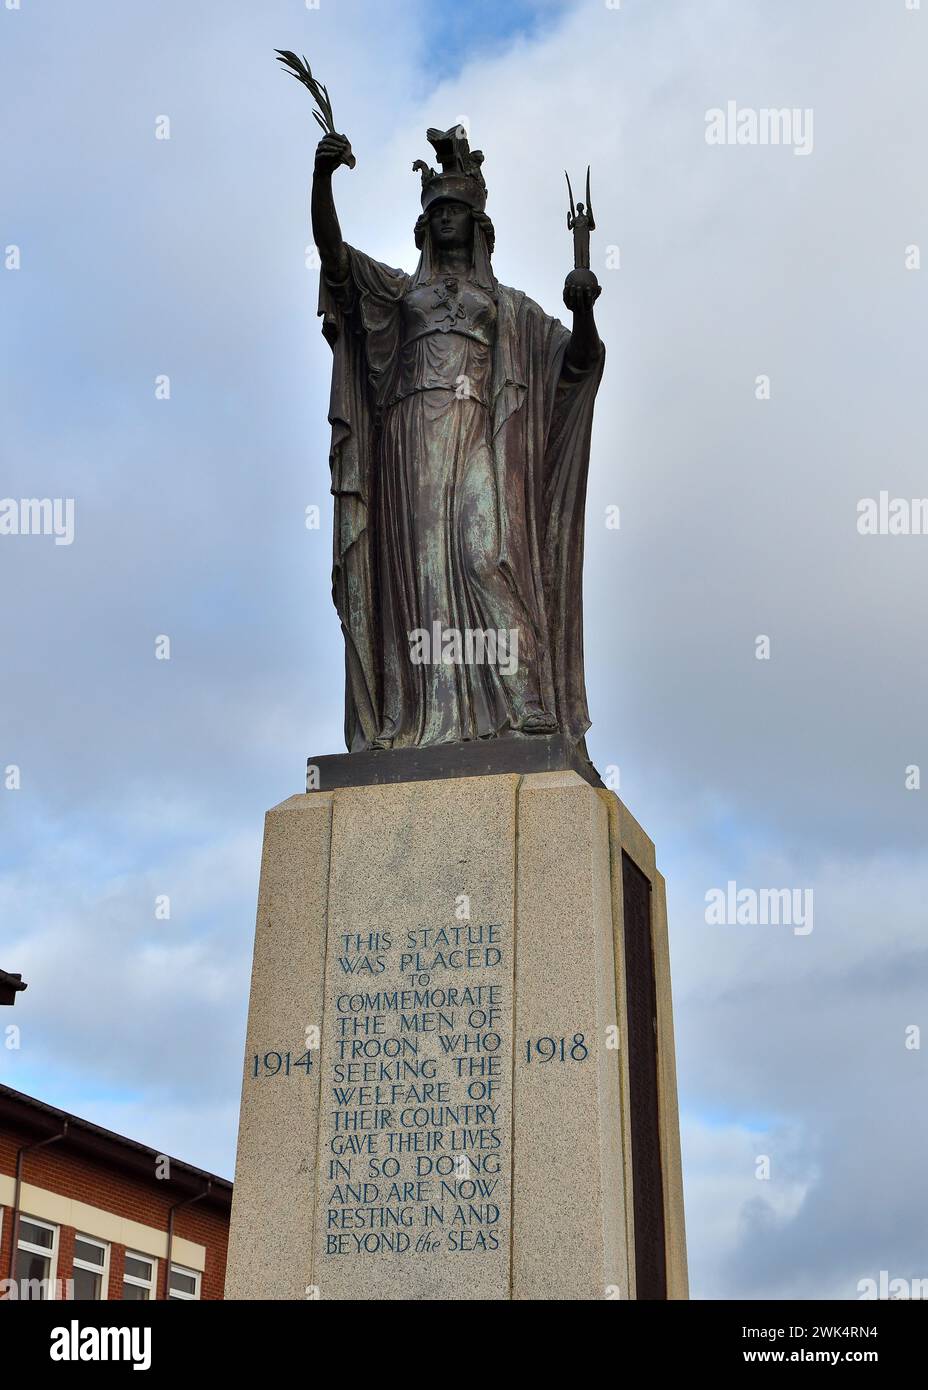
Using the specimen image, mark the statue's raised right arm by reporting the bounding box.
[311,133,352,282]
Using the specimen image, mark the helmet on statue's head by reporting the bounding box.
[413,125,488,214]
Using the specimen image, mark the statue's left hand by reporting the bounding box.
[563,268,601,313]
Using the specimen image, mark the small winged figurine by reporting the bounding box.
[566,166,595,270]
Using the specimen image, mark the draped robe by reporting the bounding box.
[318,225,604,755]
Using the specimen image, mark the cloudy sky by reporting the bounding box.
[1,0,926,1300]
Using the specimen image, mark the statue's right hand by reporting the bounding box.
[314,132,353,175]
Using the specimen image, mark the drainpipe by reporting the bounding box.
[163,1182,211,1299]
[8,1122,69,1283]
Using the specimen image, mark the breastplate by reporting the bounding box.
[402,277,497,345]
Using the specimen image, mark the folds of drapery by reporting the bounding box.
[317,238,604,752]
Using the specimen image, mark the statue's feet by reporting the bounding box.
[517,707,558,735]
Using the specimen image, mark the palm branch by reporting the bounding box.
[274,50,356,167]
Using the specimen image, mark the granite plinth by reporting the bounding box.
[225,771,687,1300]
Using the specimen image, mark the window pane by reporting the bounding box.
[19,1219,54,1249]
[74,1238,106,1268]
[14,1248,50,1298]
[124,1255,152,1282]
[170,1270,197,1296]
[72,1266,102,1300]
[122,1282,150,1301]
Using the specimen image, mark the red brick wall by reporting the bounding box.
[0,1122,229,1299]
[57,1225,76,1295]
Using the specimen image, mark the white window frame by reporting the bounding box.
[122,1249,157,1300]
[16,1213,60,1300]
[168,1262,201,1300]
[72,1232,110,1301]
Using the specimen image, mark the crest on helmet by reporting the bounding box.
[413,125,487,212]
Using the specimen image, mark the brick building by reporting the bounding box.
[0,1084,231,1300]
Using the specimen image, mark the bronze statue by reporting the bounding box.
[566,167,596,271]
[0,968,27,1005]
[286,64,605,758]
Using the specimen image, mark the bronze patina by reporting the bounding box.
[282,62,605,766]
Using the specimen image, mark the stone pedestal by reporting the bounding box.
[225,771,687,1300]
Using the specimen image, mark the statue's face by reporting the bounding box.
[429,200,473,250]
